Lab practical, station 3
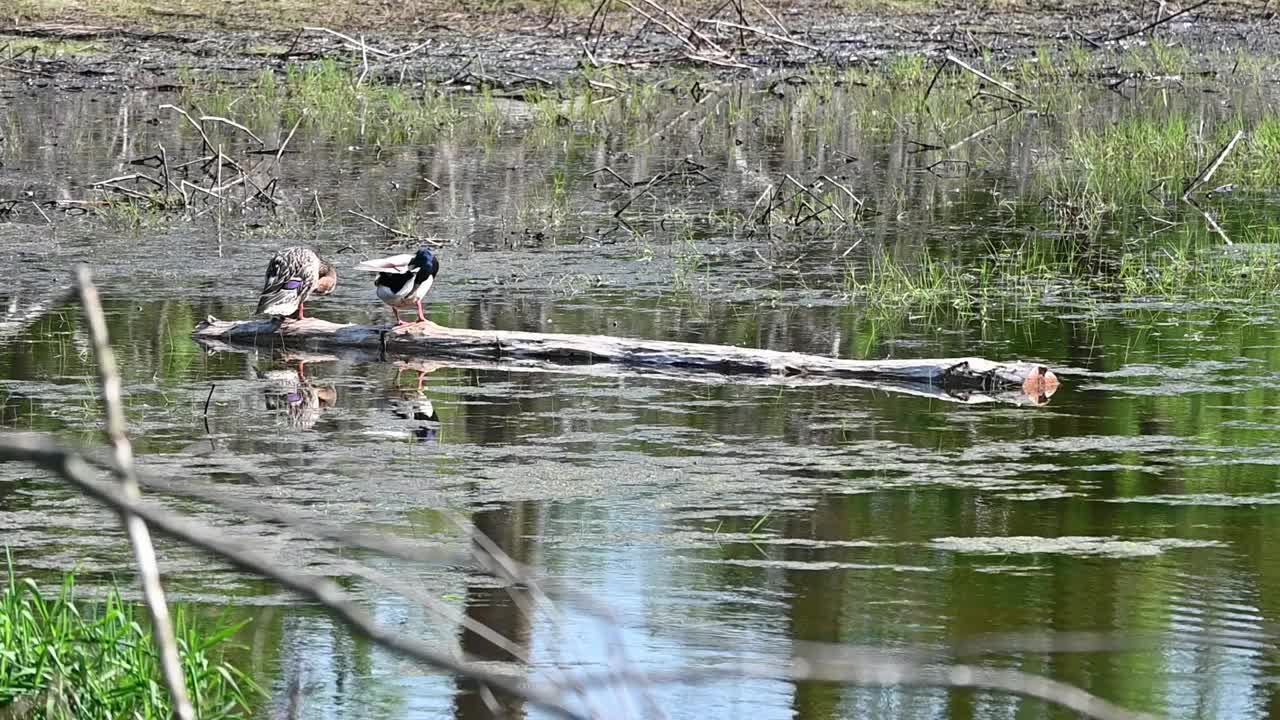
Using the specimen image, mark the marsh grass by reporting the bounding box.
[0,34,104,58]
[184,60,677,148]
[847,232,1280,309]
[1061,114,1280,205]
[185,61,461,145]
[0,559,258,719]
[1123,38,1193,76]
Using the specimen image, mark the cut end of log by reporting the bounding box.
[1021,366,1059,405]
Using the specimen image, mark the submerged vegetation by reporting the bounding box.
[0,562,258,719]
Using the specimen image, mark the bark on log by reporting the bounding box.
[192,316,1060,406]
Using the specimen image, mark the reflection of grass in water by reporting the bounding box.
[847,233,1280,308]
[0,559,259,719]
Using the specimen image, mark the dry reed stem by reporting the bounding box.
[75,268,195,720]
[303,26,395,57]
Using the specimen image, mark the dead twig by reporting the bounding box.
[564,647,1158,720]
[1104,0,1215,43]
[31,201,53,225]
[159,104,216,154]
[302,26,396,58]
[637,0,726,54]
[1186,198,1232,245]
[697,18,819,52]
[583,166,634,188]
[157,144,175,202]
[946,110,1020,152]
[198,115,265,145]
[272,111,306,168]
[90,173,165,189]
[357,33,370,85]
[616,0,701,53]
[1182,128,1243,200]
[751,0,792,38]
[944,53,1031,106]
[347,209,414,238]
[75,268,194,720]
[684,52,752,69]
[347,209,447,247]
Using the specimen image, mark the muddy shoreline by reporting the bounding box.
[3,3,1277,92]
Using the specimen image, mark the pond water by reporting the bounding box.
[3,66,1280,719]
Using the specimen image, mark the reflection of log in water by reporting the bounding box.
[194,317,1060,406]
[0,288,73,341]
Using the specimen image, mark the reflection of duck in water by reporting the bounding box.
[392,369,440,443]
[259,363,337,431]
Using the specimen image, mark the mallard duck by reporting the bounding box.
[256,247,337,320]
[354,247,439,326]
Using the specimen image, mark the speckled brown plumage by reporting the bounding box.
[256,247,337,320]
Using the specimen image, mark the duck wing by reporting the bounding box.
[354,253,415,274]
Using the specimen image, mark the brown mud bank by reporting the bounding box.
[2,1,1277,91]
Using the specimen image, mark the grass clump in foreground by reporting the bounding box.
[0,560,258,719]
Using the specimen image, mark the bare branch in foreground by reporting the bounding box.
[0,436,589,720]
[565,644,1159,720]
[0,433,1213,720]
[75,267,194,720]
[302,26,396,57]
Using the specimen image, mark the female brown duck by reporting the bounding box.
[256,247,337,320]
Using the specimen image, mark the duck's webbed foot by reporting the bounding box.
[392,307,410,327]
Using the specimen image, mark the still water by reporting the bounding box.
[3,68,1280,719]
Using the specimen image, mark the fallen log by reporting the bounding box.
[192,317,1060,406]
